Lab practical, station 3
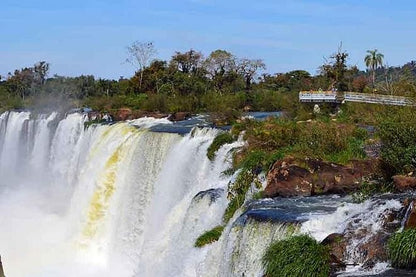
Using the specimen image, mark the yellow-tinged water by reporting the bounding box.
[81,123,140,240]
[82,147,120,238]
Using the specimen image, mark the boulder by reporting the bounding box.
[402,200,416,229]
[168,112,191,122]
[193,188,224,205]
[321,233,347,274]
[358,233,390,269]
[392,175,416,192]
[265,158,376,198]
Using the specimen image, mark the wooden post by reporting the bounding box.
[0,255,5,277]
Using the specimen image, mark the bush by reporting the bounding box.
[207,132,236,161]
[223,170,261,223]
[388,229,416,269]
[194,226,224,247]
[223,193,246,223]
[262,235,330,277]
[378,121,416,177]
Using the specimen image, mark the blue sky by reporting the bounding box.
[1,0,415,79]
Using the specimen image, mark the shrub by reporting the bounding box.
[223,170,261,223]
[194,226,224,247]
[378,121,416,177]
[388,229,416,269]
[223,193,246,223]
[262,235,330,277]
[207,132,236,161]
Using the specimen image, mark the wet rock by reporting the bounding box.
[402,200,416,229]
[321,233,347,274]
[392,175,416,192]
[265,158,376,197]
[342,208,403,269]
[193,188,224,204]
[359,233,390,269]
[168,112,191,122]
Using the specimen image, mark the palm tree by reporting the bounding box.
[364,49,384,90]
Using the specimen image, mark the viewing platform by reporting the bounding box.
[299,91,414,106]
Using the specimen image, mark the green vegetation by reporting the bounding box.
[262,235,330,277]
[378,110,416,178]
[365,49,384,89]
[351,180,393,203]
[84,118,108,129]
[233,118,368,170]
[388,229,416,269]
[223,170,261,223]
[194,226,225,248]
[207,132,236,161]
[2,43,416,119]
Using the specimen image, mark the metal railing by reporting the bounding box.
[299,91,414,106]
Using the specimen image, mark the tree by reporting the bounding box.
[364,49,384,90]
[33,61,49,85]
[204,50,236,92]
[237,58,266,90]
[126,41,157,92]
[170,49,204,75]
[321,45,349,91]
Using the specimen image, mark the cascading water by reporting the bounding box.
[0,110,409,277]
[0,111,241,277]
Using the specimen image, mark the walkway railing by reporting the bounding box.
[299,91,414,106]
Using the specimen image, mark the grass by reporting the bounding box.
[207,132,236,161]
[194,226,225,247]
[388,229,416,269]
[262,235,330,277]
[233,118,368,169]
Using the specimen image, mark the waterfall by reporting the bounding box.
[0,111,240,277]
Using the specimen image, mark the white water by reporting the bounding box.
[0,111,241,277]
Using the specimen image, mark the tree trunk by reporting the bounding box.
[0,255,5,277]
[139,70,144,92]
[372,67,376,92]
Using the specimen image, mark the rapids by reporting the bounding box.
[0,111,409,276]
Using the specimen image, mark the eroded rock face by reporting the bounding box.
[265,158,376,198]
[393,175,416,192]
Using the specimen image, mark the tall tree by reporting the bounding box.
[364,49,384,90]
[204,49,236,92]
[126,41,157,92]
[321,45,349,91]
[33,61,49,85]
[237,58,265,90]
[170,49,203,74]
